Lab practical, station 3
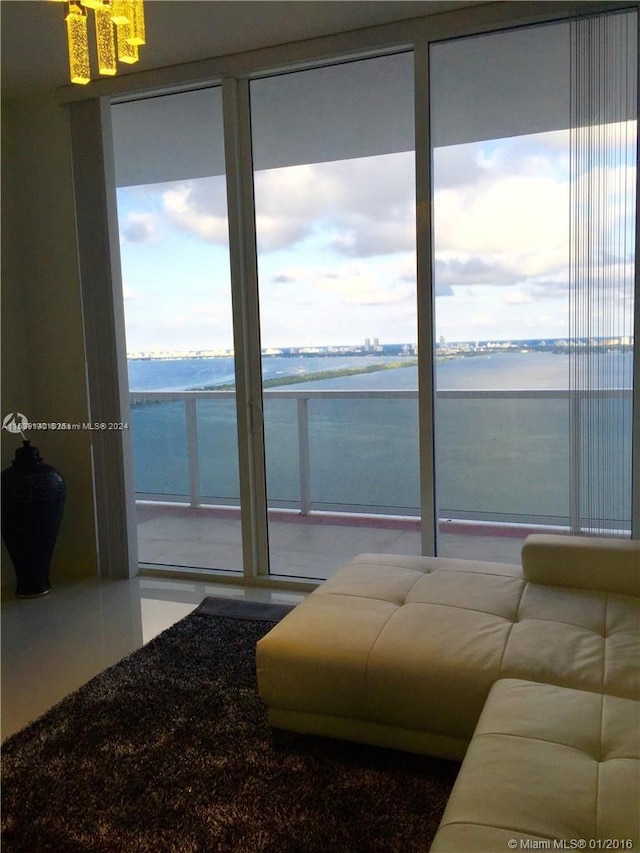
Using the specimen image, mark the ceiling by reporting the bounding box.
[0,0,483,99]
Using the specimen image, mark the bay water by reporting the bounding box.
[128,351,632,526]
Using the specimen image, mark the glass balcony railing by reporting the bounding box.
[129,388,633,533]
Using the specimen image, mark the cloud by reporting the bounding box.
[317,275,413,306]
[329,217,414,257]
[433,144,484,188]
[119,125,633,349]
[330,155,414,217]
[435,283,454,297]
[254,164,338,251]
[322,155,416,257]
[434,173,569,256]
[431,130,572,303]
[433,130,572,192]
[470,313,494,327]
[530,277,569,300]
[162,179,229,245]
[253,153,416,257]
[503,288,532,305]
[267,262,415,308]
[477,131,570,181]
[194,303,227,319]
[121,213,158,243]
[431,132,633,308]
[435,255,520,289]
[166,315,190,328]
[431,138,574,305]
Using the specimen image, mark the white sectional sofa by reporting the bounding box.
[256,534,640,850]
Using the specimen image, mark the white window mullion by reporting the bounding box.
[414,42,437,557]
[222,77,270,578]
[68,97,138,579]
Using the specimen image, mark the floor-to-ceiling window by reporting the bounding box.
[430,23,572,561]
[95,6,636,583]
[111,87,245,573]
[250,54,420,578]
[429,14,635,560]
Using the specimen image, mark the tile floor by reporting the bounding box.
[137,502,527,579]
[1,575,306,742]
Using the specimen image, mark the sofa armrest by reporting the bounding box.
[521,534,640,596]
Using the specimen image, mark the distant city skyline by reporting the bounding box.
[126,334,634,360]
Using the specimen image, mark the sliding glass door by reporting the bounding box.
[250,54,420,578]
[111,88,244,572]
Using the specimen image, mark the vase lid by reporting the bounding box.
[12,440,44,471]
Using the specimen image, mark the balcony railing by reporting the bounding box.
[129,388,632,532]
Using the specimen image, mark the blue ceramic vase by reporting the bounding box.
[1,441,66,597]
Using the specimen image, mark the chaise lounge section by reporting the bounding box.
[256,534,640,850]
[430,677,640,850]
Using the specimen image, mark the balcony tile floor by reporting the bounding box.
[137,503,526,579]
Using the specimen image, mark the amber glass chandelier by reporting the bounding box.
[52,0,145,85]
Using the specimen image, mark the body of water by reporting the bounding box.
[128,350,632,392]
[128,350,632,528]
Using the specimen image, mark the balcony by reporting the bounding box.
[131,388,632,580]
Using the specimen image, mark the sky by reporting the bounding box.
[116,124,635,354]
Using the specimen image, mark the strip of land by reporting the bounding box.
[195,359,418,391]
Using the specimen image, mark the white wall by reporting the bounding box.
[1,94,98,588]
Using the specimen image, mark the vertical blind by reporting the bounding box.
[569,8,637,535]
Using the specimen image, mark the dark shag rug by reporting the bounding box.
[1,597,458,853]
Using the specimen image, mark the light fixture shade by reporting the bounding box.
[95,5,117,75]
[125,0,145,45]
[116,21,139,64]
[110,0,131,26]
[53,0,145,84]
[65,3,91,85]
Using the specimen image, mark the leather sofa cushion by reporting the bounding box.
[522,534,640,596]
[257,551,640,747]
[430,678,640,851]
[502,584,640,698]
